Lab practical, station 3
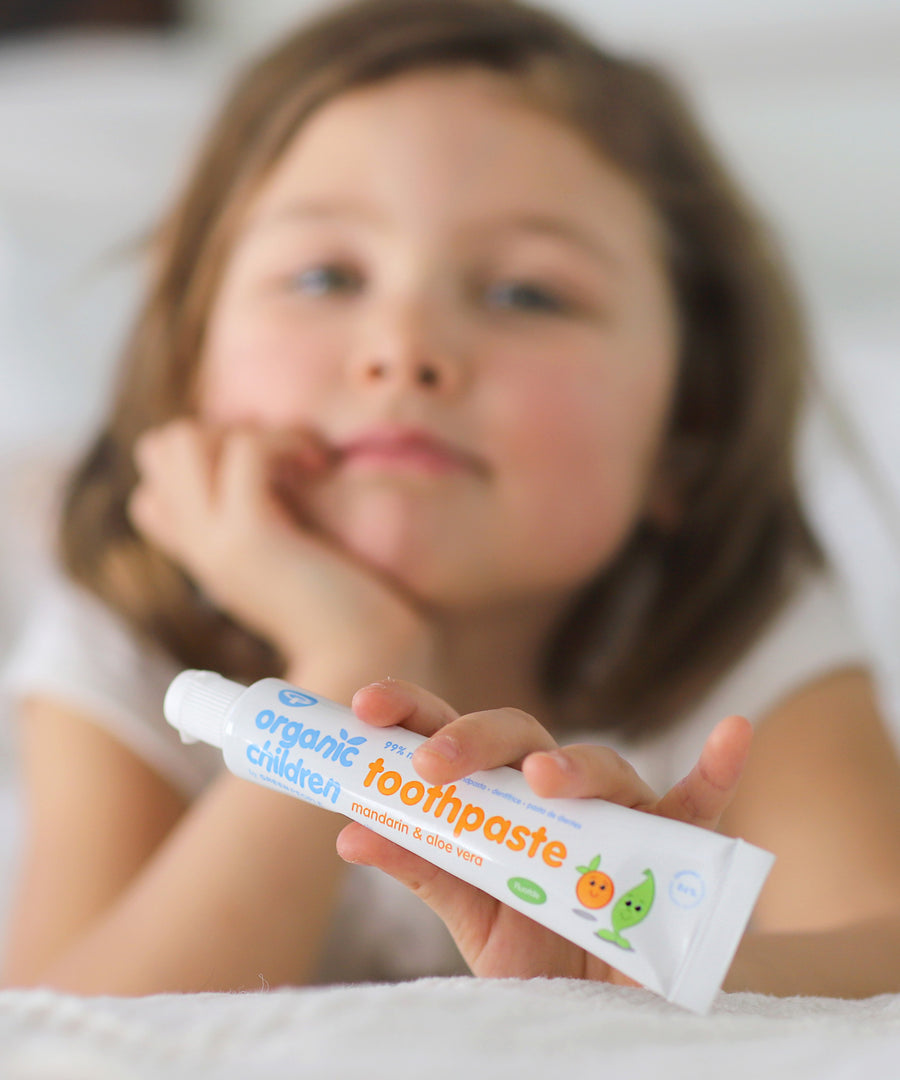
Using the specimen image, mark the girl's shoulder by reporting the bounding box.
[0,566,222,798]
[607,572,870,793]
[696,571,869,719]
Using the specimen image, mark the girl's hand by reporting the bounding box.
[127,420,434,691]
[337,680,752,983]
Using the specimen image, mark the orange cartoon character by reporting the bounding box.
[573,854,614,919]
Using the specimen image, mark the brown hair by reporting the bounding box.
[59,0,820,735]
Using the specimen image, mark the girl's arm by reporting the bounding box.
[1,696,186,985]
[719,667,900,996]
[2,692,348,994]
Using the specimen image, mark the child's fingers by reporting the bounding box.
[268,429,334,503]
[522,744,658,810]
[217,425,335,535]
[129,420,216,548]
[336,822,496,962]
[216,428,272,522]
[351,679,460,736]
[252,425,334,534]
[134,419,216,496]
[412,707,557,783]
[653,714,752,830]
[336,822,446,893]
[353,683,559,781]
[337,823,590,980]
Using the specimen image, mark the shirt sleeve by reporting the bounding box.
[603,573,873,795]
[0,569,223,799]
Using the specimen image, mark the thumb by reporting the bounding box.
[653,714,752,831]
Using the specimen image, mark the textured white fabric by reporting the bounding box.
[2,978,900,1079]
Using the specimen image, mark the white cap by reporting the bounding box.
[164,669,246,748]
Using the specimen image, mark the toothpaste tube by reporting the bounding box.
[164,670,774,1013]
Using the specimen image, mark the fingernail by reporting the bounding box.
[336,828,368,865]
[354,679,398,698]
[425,734,461,762]
[548,750,574,773]
[357,680,388,693]
[352,681,390,709]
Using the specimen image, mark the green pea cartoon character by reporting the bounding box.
[595,869,655,951]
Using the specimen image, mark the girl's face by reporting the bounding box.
[198,67,679,612]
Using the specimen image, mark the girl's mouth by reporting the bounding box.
[336,427,485,477]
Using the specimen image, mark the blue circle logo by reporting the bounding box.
[669,871,706,909]
[279,689,318,708]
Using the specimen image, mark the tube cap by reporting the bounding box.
[164,669,246,748]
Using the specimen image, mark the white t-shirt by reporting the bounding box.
[596,575,872,796]
[0,568,871,982]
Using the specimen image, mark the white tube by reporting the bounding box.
[164,670,774,1013]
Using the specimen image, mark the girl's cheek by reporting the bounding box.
[198,315,331,426]
[491,362,662,537]
[491,366,608,459]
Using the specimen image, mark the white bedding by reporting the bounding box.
[2,978,900,1079]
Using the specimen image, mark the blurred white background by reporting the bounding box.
[0,0,898,715]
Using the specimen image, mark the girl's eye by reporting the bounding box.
[286,264,360,296]
[485,280,566,314]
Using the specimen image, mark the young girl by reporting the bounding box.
[4,0,900,998]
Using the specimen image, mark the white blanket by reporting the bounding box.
[2,978,899,1079]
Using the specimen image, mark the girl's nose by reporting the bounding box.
[348,300,465,395]
[359,357,444,388]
